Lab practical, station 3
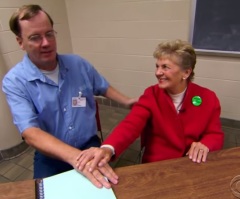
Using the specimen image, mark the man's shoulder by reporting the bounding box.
[58,54,93,72]
[4,61,25,79]
[58,54,91,66]
[58,53,84,62]
[3,54,34,78]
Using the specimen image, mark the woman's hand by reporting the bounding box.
[76,147,113,172]
[186,142,209,163]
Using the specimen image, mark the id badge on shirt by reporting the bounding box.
[72,97,86,107]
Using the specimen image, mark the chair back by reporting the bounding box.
[136,120,151,164]
[95,100,103,142]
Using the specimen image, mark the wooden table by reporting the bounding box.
[113,147,240,199]
[1,147,240,199]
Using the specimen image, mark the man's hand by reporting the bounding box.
[126,97,139,108]
[186,142,209,163]
[74,161,118,189]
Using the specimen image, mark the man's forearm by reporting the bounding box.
[104,85,136,107]
[22,127,80,166]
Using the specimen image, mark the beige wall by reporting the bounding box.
[0,0,72,150]
[65,0,190,97]
[0,55,21,150]
[65,0,240,121]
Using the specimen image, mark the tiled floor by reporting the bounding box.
[0,104,240,183]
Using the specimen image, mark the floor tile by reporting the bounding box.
[28,165,34,171]
[0,176,10,183]
[121,148,140,163]
[128,139,141,151]
[10,153,33,169]
[14,170,33,182]
[115,159,135,168]
[0,161,16,175]
[3,164,26,181]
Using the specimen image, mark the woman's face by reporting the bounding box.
[155,57,191,95]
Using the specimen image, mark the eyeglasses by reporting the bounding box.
[27,30,57,44]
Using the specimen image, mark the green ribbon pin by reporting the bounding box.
[192,96,202,106]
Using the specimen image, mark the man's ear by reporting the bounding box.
[16,36,25,50]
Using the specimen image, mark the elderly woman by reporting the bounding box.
[76,39,224,176]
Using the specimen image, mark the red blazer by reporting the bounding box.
[103,82,224,163]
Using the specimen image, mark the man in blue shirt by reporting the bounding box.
[2,4,136,188]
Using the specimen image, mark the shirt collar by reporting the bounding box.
[22,54,68,82]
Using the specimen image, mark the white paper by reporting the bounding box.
[43,169,117,199]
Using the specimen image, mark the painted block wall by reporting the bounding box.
[65,0,240,120]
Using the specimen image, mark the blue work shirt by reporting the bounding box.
[2,54,109,149]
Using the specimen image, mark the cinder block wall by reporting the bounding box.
[65,0,240,121]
